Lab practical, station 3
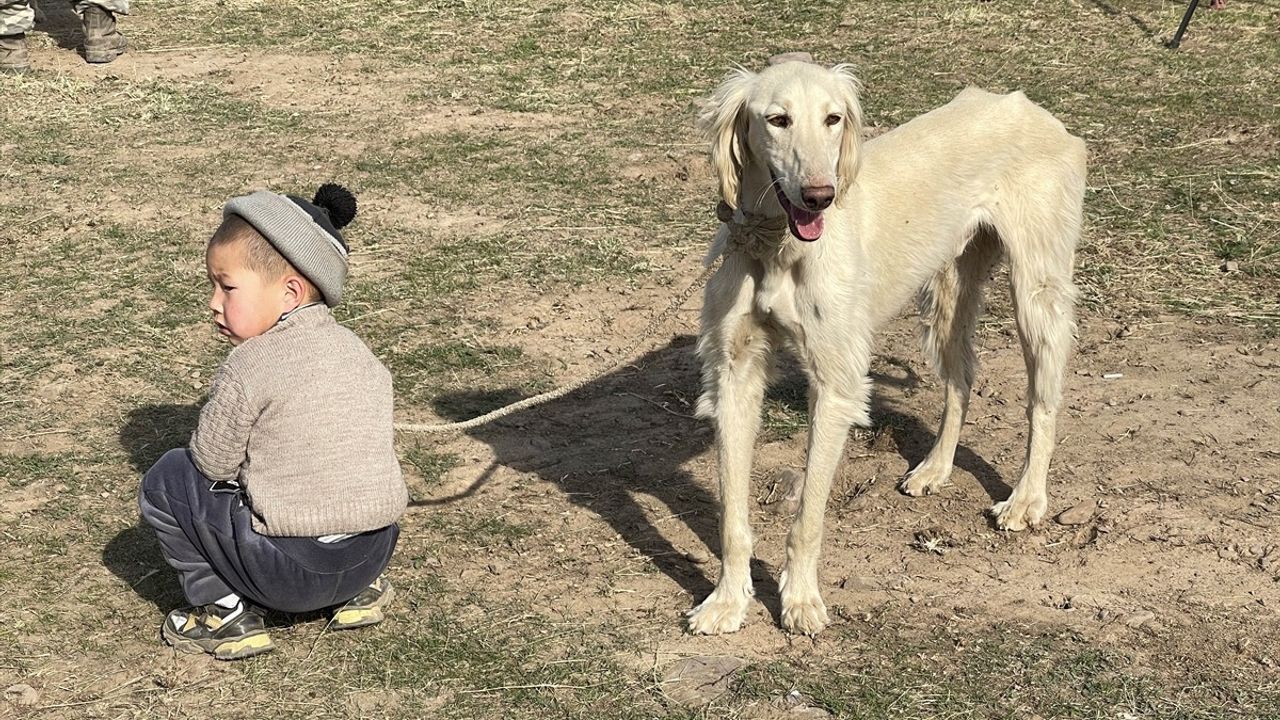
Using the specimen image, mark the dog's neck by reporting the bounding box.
[715,199,789,258]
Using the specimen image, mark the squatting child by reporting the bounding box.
[139,184,408,660]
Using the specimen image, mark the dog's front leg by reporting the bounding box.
[687,312,770,635]
[781,350,871,636]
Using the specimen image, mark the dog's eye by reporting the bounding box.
[825,114,842,127]
[767,114,791,129]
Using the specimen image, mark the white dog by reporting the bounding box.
[687,56,1087,636]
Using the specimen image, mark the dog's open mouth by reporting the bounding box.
[773,180,824,242]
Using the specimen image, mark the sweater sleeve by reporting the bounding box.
[189,365,256,482]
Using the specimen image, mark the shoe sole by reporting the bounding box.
[330,584,396,631]
[162,624,276,661]
[84,49,125,64]
[84,37,127,64]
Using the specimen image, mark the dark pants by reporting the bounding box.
[139,449,398,613]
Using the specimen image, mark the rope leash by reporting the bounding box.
[393,262,718,433]
[393,203,787,434]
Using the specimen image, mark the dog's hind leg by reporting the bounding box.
[688,273,771,634]
[901,228,1002,497]
[991,219,1078,531]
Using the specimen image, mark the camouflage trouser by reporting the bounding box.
[0,0,129,36]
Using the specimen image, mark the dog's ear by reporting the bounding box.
[698,68,754,210]
[831,64,865,200]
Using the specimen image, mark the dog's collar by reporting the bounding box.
[715,200,789,260]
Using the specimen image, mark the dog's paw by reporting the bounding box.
[899,460,951,497]
[779,567,829,635]
[686,591,750,635]
[781,593,830,636]
[990,493,1048,531]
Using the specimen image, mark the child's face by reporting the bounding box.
[205,241,296,346]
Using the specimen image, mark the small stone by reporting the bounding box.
[791,708,834,718]
[3,684,39,706]
[685,549,711,565]
[661,656,744,707]
[1121,610,1156,628]
[1066,593,1095,609]
[840,575,879,591]
[888,575,913,591]
[1221,260,1240,273]
[762,469,803,516]
[1056,501,1096,526]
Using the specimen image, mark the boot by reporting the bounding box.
[81,5,127,64]
[0,33,29,74]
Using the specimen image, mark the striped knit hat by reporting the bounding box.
[223,183,358,307]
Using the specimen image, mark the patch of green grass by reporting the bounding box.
[383,338,533,408]
[398,231,643,295]
[762,387,809,443]
[402,446,459,489]
[0,223,210,401]
[273,574,690,720]
[0,453,79,488]
[736,623,1280,720]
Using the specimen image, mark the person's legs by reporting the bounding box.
[139,448,240,606]
[0,1,33,73]
[140,449,276,659]
[138,448,401,656]
[72,0,125,63]
[252,525,399,614]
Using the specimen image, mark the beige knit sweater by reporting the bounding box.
[189,305,407,536]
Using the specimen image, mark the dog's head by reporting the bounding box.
[699,57,864,242]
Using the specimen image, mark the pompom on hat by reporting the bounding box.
[223,183,358,307]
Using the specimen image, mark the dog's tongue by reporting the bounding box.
[787,206,825,241]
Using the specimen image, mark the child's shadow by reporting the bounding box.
[106,404,201,611]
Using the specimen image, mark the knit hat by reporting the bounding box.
[223,183,358,307]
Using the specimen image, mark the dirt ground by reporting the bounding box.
[412,287,1280,657]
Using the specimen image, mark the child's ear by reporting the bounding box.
[282,275,307,312]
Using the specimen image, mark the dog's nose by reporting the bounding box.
[801,185,835,211]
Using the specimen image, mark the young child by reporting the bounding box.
[139,183,408,660]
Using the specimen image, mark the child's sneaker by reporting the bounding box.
[162,602,275,660]
[331,576,394,630]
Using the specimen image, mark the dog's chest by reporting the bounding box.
[752,267,804,337]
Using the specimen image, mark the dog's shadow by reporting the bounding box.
[424,336,754,613]
[106,404,203,611]
[422,337,1010,624]
[873,355,1010,503]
